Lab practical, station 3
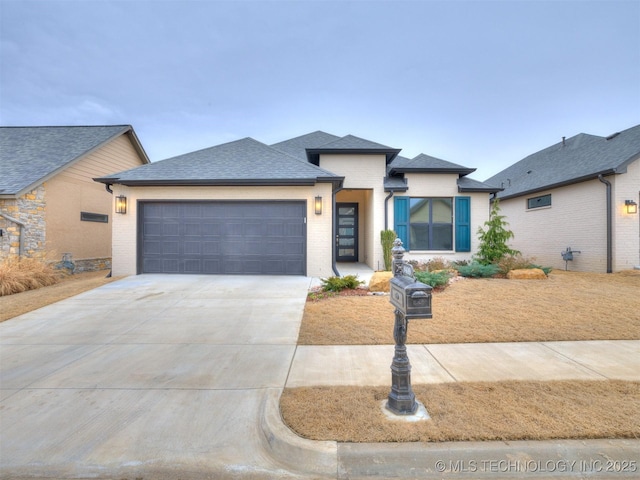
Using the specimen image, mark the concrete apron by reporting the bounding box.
[0,274,323,479]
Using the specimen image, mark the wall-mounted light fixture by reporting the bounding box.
[625,199,638,214]
[115,195,127,214]
[314,196,323,215]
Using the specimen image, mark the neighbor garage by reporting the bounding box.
[138,201,306,275]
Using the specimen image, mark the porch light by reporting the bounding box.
[314,196,323,215]
[625,200,638,214]
[115,195,127,214]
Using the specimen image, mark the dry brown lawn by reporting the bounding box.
[286,270,640,442]
[0,270,117,322]
[280,381,640,442]
[299,270,640,344]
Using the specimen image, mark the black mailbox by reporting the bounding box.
[390,275,433,320]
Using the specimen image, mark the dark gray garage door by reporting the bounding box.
[139,201,306,275]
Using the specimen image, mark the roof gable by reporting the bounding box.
[390,153,476,175]
[0,125,148,196]
[96,137,343,187]
[270,131,340,160]
[486,124,640,199]
[305,134,401,165]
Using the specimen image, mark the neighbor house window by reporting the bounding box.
[527,194,551,210]
[80,212,109,223]
[407,197,453,250]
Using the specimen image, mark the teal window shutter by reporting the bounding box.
[455,196,471,252]
[394,196,409,249]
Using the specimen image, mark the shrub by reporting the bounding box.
[380,230,396,271]
[0,257,62,296]
[476,199,519,264]
[454,262,499,278]
[426,257,449,272]
[320,274,364,292]
[497,254,552,276]
[414,270,451,288]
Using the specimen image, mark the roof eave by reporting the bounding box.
[390,167,476,176]
[458,185,503,193]
[496,169,618,200]
[93,177,336,187]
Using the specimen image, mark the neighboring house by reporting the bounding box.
[0,125,150,271]
[485,124,640,273]
[95,131,499,277]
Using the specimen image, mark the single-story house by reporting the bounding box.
[0,125,150,271]
[95,131,500,277]
[485,124,640,273]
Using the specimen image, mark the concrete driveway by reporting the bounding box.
[0,274,315,479]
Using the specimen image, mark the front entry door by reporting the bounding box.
[336,203,358,262]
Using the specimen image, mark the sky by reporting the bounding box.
[1,0,639,181]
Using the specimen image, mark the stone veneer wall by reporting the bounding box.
[72,257,112,273]
[0,185,47,258]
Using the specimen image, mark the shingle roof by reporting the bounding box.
[389,153,476,175]
[0,125,145,196]
[95,137,343,186]
[486,124,640,199]
[457,176,502,193]
[271,131,340,160]
[304,134,401,164]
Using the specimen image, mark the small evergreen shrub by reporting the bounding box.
[414,270,451,288]
[320,274,364,292]
[476,199,519,264]
[454,262,500,278]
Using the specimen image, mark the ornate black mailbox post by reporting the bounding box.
[387,238,432,415]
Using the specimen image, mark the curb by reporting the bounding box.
[259,388,338,478]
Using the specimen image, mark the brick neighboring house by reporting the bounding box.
[485,124,640,273]
[0,125,150,271]
[95,131,500,277]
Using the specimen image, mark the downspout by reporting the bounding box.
[598,175,613,273]
[384,190,395,231]
[0,212,26,257]
[104,183,114,278]
[332,185,344,276]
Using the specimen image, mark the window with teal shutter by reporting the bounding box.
[393,196,409,249]
[455,196,471,252]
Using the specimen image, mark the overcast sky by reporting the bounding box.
[1,0,638,180]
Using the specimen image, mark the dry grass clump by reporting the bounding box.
[0,257,63,296]
[0,269,115,322]
[298,270,640,344]
[280,380,640,442]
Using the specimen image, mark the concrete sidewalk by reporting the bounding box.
[287,340,640,387]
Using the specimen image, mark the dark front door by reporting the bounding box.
[336,203,358,262]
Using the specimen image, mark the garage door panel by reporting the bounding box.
[143,241,162,255]
[139,201,306,275]
[163,223,180,236]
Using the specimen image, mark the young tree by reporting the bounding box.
[476,199,519,264]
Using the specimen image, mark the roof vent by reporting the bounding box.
[606,132,620,140]
[562,136,566,146]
